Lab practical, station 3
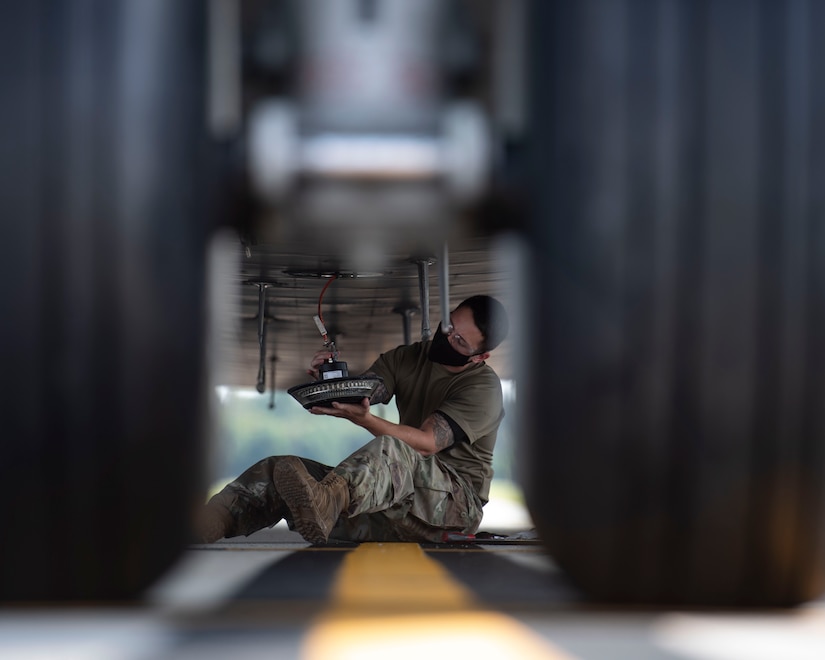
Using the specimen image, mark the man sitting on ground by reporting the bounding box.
[196,294,509,544]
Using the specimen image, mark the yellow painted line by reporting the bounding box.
[303,543,575,660]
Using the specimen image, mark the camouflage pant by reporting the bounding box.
[211,435,483,543]
[205,455,331,538]
[330,435,483,542]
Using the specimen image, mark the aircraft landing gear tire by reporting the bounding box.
[523,0,825,608]
[1,1,213,601]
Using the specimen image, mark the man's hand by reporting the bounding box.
[307,349,335,380]
[310,397,371,426]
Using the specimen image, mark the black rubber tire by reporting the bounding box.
[523,0,825,606]
[0,1,213,600]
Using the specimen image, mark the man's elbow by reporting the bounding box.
[415,440,441,457]
[416,439,452,457]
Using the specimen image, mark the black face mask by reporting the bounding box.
[427,326,472,367]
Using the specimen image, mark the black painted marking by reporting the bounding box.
[231,548,353,601]
[426,547,584,606]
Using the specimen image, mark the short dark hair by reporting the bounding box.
[457,295,509,352]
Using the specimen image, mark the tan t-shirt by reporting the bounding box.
[367,340,504,503]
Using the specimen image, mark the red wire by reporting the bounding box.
[317,274,337,328]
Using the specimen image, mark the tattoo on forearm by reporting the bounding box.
[431,413,455,451]
[361,371,390,404]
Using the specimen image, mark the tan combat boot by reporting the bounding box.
[193,497,235,543]
[194,475,281,543]
[273,456,350,543]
